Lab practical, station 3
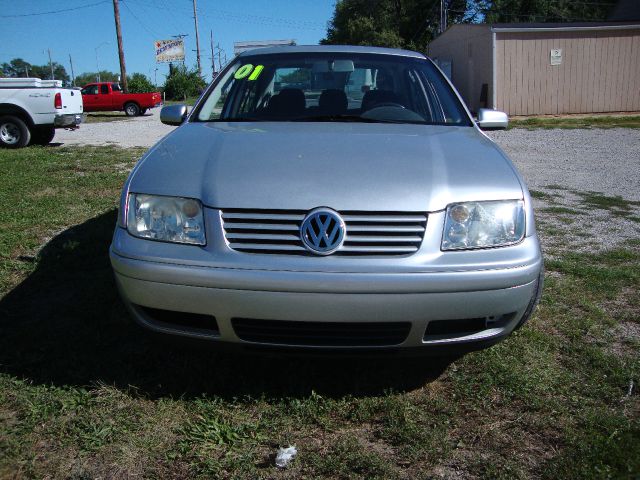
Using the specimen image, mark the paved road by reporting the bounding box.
[56,112,640,200]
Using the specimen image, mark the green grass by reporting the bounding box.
[0,146,638,478]
[510,115,640,129]
[529,189,555,201]
[163,97,199,107]
[540,206,585,216]
[577,192,640,218]
[84,112,136,124]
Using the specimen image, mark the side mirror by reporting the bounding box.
[160,105,188,126]
[476,108,509,130]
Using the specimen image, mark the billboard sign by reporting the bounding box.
[155,39,185,63]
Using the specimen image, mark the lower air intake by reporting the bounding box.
[232,318,411,347]
[424,313,516,340]
[136,305,219,335]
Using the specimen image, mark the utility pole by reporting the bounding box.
[210,30,216,77]
[69,54,76,86]
[169,34,189,76]
[192,0,202,76]
[47,49,54,80]
[444,0,448,33]
[440,0,448,34]
[95,42,109,83]
[112,0,128,92]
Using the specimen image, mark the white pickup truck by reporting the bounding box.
[0,78,84,148]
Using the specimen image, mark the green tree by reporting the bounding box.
[127,73,156,93]
[479,0,617,22]
[1,58,69,82]
[74,71,119,87]
[322,0,472,52]
[322,0,617,52]
[1,58,33,77]
[29,63,69,82]
[163,65,206,100]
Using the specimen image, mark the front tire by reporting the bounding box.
[124,102,140,116]
[0,115,31,148]
[31,126,56,145]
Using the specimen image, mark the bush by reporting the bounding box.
[127,73,156,93]
[163,65,206,100]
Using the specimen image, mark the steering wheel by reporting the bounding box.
[371,102,406,110]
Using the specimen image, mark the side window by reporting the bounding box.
[100,84,109,94]
[82,85,98,95]
[112,83,122,92]
[203,75,233,120]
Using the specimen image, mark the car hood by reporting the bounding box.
[129,122,522,212]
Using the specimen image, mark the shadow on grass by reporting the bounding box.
[0,210,453,400]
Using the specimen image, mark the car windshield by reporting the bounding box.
[195,52,471,126]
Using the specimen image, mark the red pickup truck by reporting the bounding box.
[81,82,162,116]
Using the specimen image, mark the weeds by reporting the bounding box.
[0,146,638,478]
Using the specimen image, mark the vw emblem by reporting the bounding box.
[300,208,346,255]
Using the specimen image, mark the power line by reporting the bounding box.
[4,0,109,18]
[203,9,325,30]
[121,0,160,38]
[128,0,325,31]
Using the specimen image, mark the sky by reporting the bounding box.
[0,0,336,84]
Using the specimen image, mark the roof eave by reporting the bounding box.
[491,24,640,33]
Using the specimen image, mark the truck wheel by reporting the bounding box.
[140,109,147,115]
[31,126,56,145]
[0,115,31,148]
[125,103,140,116]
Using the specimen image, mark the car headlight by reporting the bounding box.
[441,200,525,250]
[126,194,206,245]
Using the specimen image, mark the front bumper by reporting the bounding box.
[54,113,84,128]
[110,230,543,352]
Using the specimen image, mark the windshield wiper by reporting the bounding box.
[209,115,426,124]
[292,114,437,124]
[213,117,268,122]
[291,114,398,123]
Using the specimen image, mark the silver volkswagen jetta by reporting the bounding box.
[110,45,543,354]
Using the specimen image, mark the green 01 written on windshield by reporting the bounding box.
[195,52,472,126]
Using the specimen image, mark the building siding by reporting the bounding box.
[495,29,640,115]
[427,25,493,112]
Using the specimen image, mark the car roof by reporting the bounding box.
[237,44,427,59]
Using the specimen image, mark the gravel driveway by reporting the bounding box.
[489,128,640,201]
[57,113,640,202]
[56,109,175,149]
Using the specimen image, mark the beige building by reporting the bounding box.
[427,22,640,116]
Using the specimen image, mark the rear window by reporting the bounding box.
[195,52,471,126]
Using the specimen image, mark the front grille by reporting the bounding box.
[232,318,411,346]
[221,209,427,255]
